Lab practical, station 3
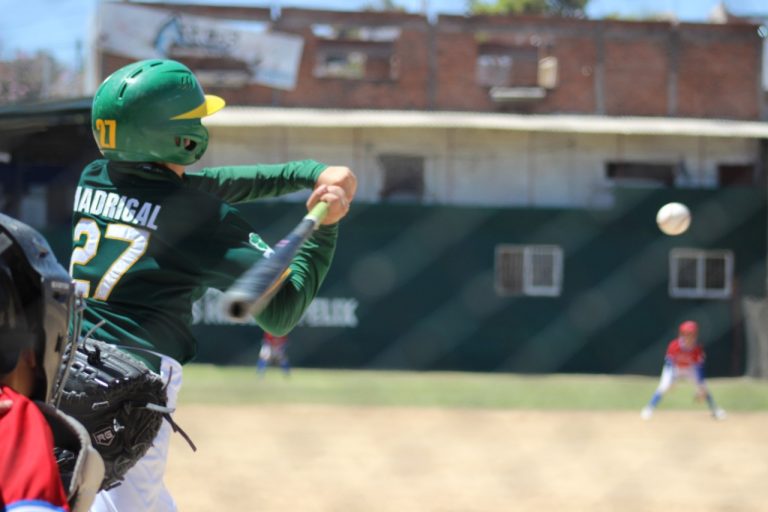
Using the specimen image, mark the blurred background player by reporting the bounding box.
[641,320,726,420]
[0,213,104,511]
[257,331,291,377]
[68,58,355,511]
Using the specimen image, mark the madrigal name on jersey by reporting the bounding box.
[73,186,161,230]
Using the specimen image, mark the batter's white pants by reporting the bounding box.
[89,354,183,512]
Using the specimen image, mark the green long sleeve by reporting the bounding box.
[255,224,338,335]
[186,160,327,203]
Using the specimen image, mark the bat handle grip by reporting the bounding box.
[306,201,329,226]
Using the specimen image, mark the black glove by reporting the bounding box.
[58,339,172,490]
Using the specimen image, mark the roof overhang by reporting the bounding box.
[205,107,768,139]
[0,97,92,131]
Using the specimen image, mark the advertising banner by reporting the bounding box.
[96,3,303,90]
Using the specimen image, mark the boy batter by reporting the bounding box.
[68,59,355,511]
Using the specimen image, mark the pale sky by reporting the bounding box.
[0,0,765,67]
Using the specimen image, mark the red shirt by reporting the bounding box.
[665,338,705,369]
[0,385,69,511]
[263,333,288,348]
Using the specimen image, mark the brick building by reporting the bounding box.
[96,2,766,120]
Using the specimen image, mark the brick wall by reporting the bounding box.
[602,24,671,116]
[676,24,761,119]
[102,3,764,120]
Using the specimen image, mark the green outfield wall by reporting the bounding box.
[46,186,766,376]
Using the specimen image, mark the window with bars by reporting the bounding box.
[475,43,540,88]
[606,162,677,187]
[312,25,400,81]
[669,248,733,299]
[495,245,563,297]
[314,40,396,81]
[378,153,424,201]
[718,163,756,187]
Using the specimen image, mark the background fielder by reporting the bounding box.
[257,332,291,376]
[641,320,726,420]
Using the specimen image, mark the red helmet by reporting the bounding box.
[679,321,698,335]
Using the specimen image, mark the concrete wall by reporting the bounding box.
[201,125,761,208]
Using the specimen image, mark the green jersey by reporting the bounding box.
[70,159,337,368]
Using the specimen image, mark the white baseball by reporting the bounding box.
[656,202,691,236]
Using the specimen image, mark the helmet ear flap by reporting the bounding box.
[175,137,197,151]
[171,124,209,165]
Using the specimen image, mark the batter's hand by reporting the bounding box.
[316,166,357,204]
[307,184,350,225]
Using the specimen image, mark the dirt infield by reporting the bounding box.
[166,405,768,512]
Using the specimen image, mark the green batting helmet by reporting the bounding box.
[91,59,225,165]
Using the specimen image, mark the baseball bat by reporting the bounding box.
[220,202,329,322]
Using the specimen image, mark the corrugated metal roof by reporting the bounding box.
[205,107,768,139]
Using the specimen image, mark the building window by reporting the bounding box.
[476,43,539,88]
[606,162,677,187]
[495,245,563,297]
[718,163,755,187]
[669,249,733,299]
[378,153,424,201]
[313,25,400,81]
[314,41,396,80]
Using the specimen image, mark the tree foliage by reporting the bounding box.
[0,52,77,105]
[469,0,589,17]
[362,0,406,12]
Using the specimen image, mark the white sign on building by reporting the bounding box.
[93,3,304,90]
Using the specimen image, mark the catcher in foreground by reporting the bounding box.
[64,58,355,511]
[0,213,104,511]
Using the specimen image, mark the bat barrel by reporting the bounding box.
[220,291,261,322]
[220,202,329,323]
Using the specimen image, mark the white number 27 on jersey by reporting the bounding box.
[70,219,150,300]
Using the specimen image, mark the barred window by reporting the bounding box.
[378,153,424,202]
[606,161,676,187]
[495,245,563,297]
[476,43,539,88]
[314,42,397,81]
[670,249,733,299]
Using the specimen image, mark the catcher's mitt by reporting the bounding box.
[38,402,104,512]
[58,339,174,490]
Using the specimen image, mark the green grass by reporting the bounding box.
[178,364,768,411]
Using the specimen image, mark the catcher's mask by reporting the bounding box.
[0,213,79,403]
[91,59,225,165]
